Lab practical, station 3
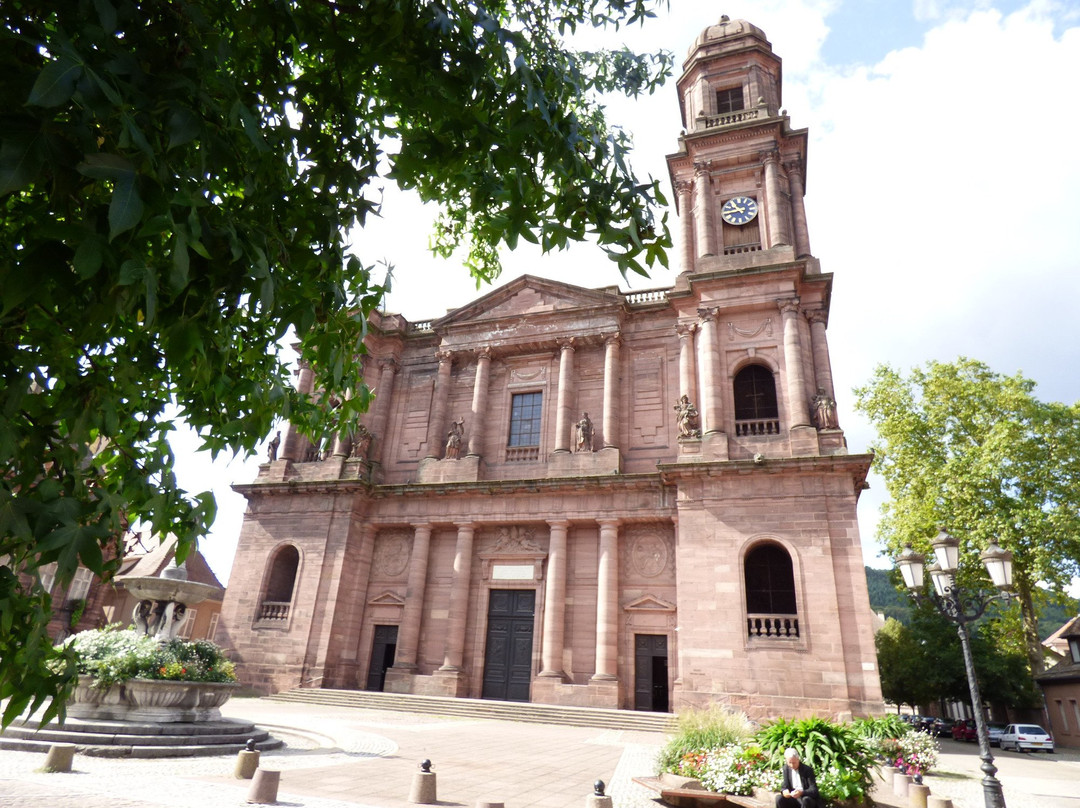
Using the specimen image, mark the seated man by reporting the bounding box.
[775,748,820,808]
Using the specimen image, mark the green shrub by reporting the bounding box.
[755,717,874,805]
[656,705,755,777]
[64,626,237,688]
[853,714,910,759]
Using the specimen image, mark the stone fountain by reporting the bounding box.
[121,559,221,641]
[63,560,235,724]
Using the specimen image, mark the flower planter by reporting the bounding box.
[67,675,238,723]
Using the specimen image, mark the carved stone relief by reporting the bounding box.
[623,526,672,579]
[372,531,411,577]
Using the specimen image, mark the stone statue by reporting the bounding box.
[576,412,594,453]
[351,425,373,461]
[674,395,702,438]
[445,417,465,459]
[813,388,838,429]
[267,430,281,462]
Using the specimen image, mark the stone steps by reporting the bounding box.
[267,688,676,732]
[0,716,283,758]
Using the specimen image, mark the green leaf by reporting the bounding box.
[27,55,83,107]
[170,232,190,291]
[0,135,45,195]
[168,108,201,150]
[109,174,143,240]
[73,238,104,279]
[77,153,135,180]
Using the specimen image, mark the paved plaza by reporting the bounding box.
[2,698,1078,808]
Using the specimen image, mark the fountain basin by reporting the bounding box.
[67,676,238,723]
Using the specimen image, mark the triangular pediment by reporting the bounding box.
[624,594,676,612]
[367,590,406,607]
[433,275,620,329]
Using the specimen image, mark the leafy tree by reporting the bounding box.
[875,617,936,712]
[854,358,1080,676]
[0,0,672,724]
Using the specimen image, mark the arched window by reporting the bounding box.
[744,543,799,638]
[733,365,779,436]
[258,545,299,622]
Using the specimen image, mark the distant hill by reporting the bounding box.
[864,566,1079,640]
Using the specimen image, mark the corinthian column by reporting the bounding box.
[786,159,811,257]
[778,298,811,427]
[761,150,792,248]
[693,162,716,257]
[539,519,569,677]
[601,334,621,448]
[675,179,695,272]
[553,339,575,453]
[281,360,315,461]
[440,522,475,671]
[591,519,620,680]
[369,357,399,465]
[697,308,723,435]
[424,350,454,459]
[676,323,698,403]
[393,522,432,671]
[466,347,491,457]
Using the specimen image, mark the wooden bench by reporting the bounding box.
[632,776,771,808]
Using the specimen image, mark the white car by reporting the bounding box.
[999,724,1055,753]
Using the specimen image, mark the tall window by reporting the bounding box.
[258,544,300,621]
[716,87,744,114]
[68,567,94,602]
[177,607,198,639]
[206,612,220,642]
[744,543,797,614]
[508,392,542,446]
[39,562,58,594]
[733,365,779,435]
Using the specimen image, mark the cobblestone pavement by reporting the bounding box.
[2,700,1078,808]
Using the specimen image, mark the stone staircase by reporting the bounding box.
[0,716,282,758]
[267,688,677,732]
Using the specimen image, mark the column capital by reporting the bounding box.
[674,179,694,196]
[777,297,801,317]
[435,349,454,363]
[597,517,622,530]
[676,322,698,338]
[693,160,713,179]
[760,148,781,166]
[412,522,433,533]
[378,356,399,372]
[784,157,804,179]
[603,331,622,347]
[556,337,576,352]
[805,308,828,326]
[473,346,492,360]
[547,518,571,529]
[453,521,476,530]
[697,306,720,323]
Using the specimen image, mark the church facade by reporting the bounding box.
[217,18,884,720]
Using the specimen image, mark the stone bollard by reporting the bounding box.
[247,768,281,804]
[909,782,930,808]
[881,765,900,782]
[235,738,261,779]
[42,743,76,773]
[893,773,911,798]
[587,779,613,808]
[410,759,437,804]
[927,798,953,808]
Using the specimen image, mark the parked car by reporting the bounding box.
[929,717,951,737]
[999,724,1054,753]
[987,723,1007,747]
[952,719,977,742]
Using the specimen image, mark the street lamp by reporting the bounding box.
[895,527,1014,808]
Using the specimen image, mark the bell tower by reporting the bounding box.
[666,16,838,459]
[668,16,812,269]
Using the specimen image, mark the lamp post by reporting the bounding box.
[895,527,1014,808]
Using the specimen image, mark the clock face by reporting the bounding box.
[721,195,758,226]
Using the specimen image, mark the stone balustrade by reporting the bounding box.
[746,613,800,638]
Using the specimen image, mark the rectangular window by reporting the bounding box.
[177,607,198,639]
[206,612,220,642]
[39,562,58,594]
[508,392,542,447]
[1072,700,1080,732]
[716,87,745,114]
[67,567,94,601]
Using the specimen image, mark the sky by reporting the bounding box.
[173,0,1080,586]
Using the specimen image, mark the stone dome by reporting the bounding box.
[689,15,769,55]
